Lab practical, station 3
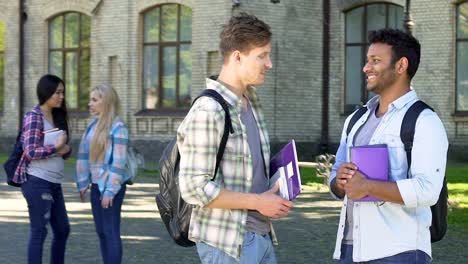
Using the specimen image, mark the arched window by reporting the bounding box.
[48,12,91,111]
[457,1,468,113]
[142,4,192,110]
[344,3,403,112]
[0,21,5,112]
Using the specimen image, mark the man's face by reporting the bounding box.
[238,42,273,87]
[363,43,398,94]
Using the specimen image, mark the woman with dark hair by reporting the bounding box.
[13,74,72,264]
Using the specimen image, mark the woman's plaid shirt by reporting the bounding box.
[177,78,271,260]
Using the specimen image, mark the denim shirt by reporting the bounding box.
[75,118,129,198]
[328,90,448,262]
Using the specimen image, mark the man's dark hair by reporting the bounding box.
[368,29,421,79]
[219,12,271,62]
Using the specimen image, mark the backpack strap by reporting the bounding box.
[193,89,234,181]
[345,106,367,143]
[400,100,433,179]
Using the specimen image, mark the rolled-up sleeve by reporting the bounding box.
[177,104,224,207]
[397,111,448,208]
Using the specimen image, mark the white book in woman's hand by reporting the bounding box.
[43,129,64,146]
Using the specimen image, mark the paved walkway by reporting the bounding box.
[1,171,467,263]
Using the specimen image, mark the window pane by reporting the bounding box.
[0,52,4,111]
[346,7,364,43]
[81,15,91,47]
[457,42,468,111]
[367,4,387,34]
[388,5,404,29]
[144,7,160,43]
[49,51,63,78]
[162,46,177,108]
[346,46,363,106]
[143,46,159,109]
[65,13,79,48]
[458,3,468,39]
[49,16,63,49]
[180,6,192,42]
[79,49,90,111]
[161,4,178,42]
[65,52,78,109]
[179,44,191,107]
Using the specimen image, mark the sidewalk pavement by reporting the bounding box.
[0,170,467,263]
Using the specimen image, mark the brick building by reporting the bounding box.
[0,0,467,162]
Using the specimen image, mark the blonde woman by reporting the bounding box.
[75,84,129,264]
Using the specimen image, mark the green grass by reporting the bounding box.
[300,162,468,229]
[445,163,468,229]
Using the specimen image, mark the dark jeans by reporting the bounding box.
[91,183,126,264]
[339,244,431,264]
[21,175,70,264]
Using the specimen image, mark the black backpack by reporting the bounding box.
[155,89,234,247]
[3,131,23,187]
[346,100,448,243]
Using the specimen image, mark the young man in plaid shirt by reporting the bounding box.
[177,13,293,263]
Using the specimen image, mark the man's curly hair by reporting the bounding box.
[368,29,421,79]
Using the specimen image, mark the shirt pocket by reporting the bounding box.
[382,134,406,173]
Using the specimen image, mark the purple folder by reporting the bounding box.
[350,144,389,202]
[269,140,302,200]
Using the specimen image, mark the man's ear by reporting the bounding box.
[231,50,241,64]
[396,57,409,75]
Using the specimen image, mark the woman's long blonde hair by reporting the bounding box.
[89,84,121,162]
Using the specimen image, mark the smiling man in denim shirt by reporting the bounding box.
[329,29,448,263]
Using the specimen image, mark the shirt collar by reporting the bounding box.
[366,88,418,111]
[205,78,243,109]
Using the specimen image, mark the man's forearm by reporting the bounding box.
[366,180,404,204]
[205,188,259,210]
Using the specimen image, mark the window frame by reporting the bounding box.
[141,3,192,111]
[47,12,91,112]
[455,1,468,116]
[344,3,404,114]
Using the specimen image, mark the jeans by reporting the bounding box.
[91,183,126,264]
[339,244,431,264]
[197,231,277,264]
[21,175,70,264]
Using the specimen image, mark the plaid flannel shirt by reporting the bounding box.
[177,78,271,260]
[13,105,71,184]
[75,118,129,198]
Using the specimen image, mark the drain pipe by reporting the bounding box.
[18,0,25,129]
[320,0,330,153]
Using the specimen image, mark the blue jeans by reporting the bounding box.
[21,175,70,264]
[339,244,431,264]
[197,231,277,264]
[91,183,126,264]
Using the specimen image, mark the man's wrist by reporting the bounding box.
[248,193,260,211]
[331,178,345,199]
